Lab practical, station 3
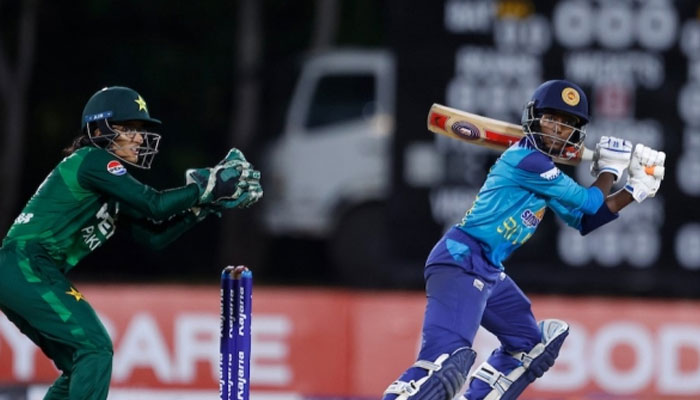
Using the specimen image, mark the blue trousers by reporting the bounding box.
[385,227,541,399]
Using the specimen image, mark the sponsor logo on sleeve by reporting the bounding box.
[107,160,127,176]
[540,167,561,180]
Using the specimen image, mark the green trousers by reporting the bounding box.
[0,242,112,400]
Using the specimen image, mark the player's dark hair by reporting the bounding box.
[62,133,92,155]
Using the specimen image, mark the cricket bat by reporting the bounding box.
[427,103,664,177]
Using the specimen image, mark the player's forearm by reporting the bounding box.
[109,181,199,221]
[78,151,200,220]
[135,184,200,221]
[605,189,635,213]
[128,211,199,250]
[579,200,619,235]
[590,172,616,197]
[578,188,632,235]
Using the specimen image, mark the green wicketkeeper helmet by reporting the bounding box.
[81,86,162,169]
[82,86,161,129]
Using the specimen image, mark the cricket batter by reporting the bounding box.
[382,80,666,400]
[0,86,262,399]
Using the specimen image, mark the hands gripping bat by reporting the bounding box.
[427,103,664,178]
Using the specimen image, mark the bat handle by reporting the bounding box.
[581,147,664,178]
[646,165,665,179]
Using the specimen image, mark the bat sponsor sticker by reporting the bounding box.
[451,121,481,140]
[485,130,520,147]
[107,160,127,176]
[429,112,449,130]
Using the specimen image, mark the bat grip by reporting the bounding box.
[645,165,665,179]
[581,147,664,179]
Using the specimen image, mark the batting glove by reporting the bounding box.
[624,144,665,203]
[590,136,633,183]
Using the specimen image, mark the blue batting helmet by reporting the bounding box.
[521,80,589,160]
[526,80,589,125]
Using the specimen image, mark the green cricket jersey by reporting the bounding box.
[2,147,200,270]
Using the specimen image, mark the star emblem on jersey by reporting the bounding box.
[66,287,84,302]
[134,95,148,112]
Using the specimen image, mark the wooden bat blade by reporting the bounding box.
[427,103,664,177]
[427,104,523,150]
[427,103,584,166]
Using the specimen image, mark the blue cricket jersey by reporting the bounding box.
[457,138,604,269]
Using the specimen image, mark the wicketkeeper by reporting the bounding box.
[381,80,666,400]
[0,86,262,399]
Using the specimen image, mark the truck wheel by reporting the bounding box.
[329,204,391,287]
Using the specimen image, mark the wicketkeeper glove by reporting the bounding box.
[186,148,263,208]
[190,204,223,222]
[624,144,665,203]
[215,148,263,208]
[186,165,241,204]
[217,148,248,167]
[590,136,633,183]
[218,176,263,209]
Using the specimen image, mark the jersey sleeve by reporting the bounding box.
[579,202,619,235]
[77,149,199,221]
[119,207,201,250]
[546,198,583,229]
[548,194,619,235]
[505,152,603,215]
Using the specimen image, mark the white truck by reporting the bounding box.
[261,49,401,284]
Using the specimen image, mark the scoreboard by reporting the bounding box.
[388,0,700,296]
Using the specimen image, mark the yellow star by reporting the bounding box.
[134,95,148,112]
[66,287,84,302]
